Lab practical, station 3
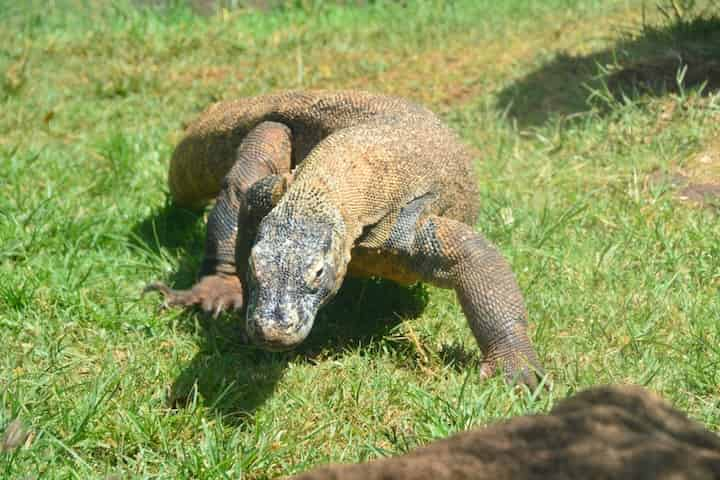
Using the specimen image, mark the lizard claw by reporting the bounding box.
[480,351,547,389]
[212,302,224,319]
[143,274,245,316]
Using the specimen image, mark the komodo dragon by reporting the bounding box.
[146,90,543,385]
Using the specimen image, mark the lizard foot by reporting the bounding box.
[143,274,244,318]
[480,350,546,389]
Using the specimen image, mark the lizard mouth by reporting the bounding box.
[245,313,313,351]
[248,332,307,352]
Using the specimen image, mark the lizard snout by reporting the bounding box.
[246,303,312,351]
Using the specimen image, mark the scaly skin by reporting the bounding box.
[146,90,543,385]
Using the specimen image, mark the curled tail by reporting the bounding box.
[168,96,287,208]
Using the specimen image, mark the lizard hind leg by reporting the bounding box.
[145,121,293,317]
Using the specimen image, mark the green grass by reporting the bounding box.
[1,0,720,477]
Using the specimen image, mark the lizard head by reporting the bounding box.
[245,214,346,351]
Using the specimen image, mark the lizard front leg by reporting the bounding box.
[393,211,543,386]
[146,121,293,316]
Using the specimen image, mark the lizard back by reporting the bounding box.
[168,90,479,226]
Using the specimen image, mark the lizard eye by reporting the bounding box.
[314,267,324,280]
[307,265,325,293]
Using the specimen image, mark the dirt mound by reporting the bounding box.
[290,385,720,480]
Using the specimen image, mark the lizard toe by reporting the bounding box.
[211,301,224,319]
[480,351,546,389]
[144,274,244,315]
[143,282,198,308]
[230,295,244,311]
[200,297,214,313]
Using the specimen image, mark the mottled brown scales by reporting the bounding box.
[147,90,543,385]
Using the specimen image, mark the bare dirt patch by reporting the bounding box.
[678,137,720,206]
[649,135,720,208]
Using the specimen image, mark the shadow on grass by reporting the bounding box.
[132,202,433,424]
[167,278,429,426]
[436,342,479,372]
[496,11,720,128]
[131,201,207,289]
